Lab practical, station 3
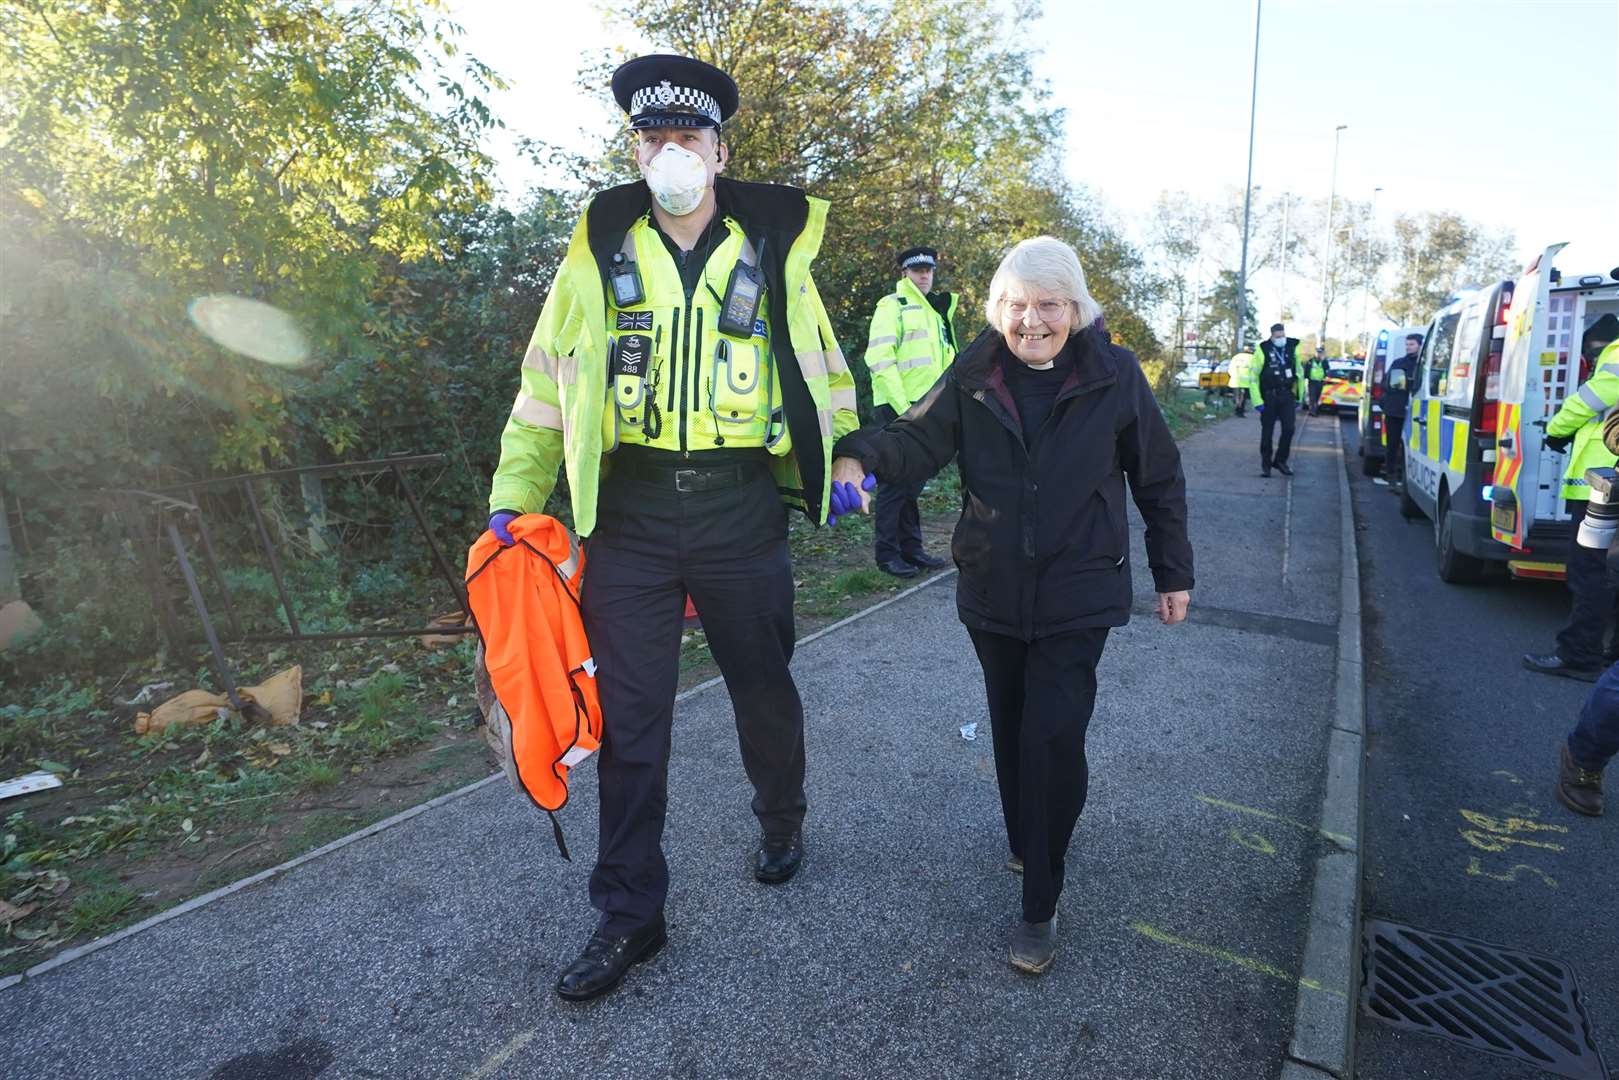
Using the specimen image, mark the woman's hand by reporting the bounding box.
[1156,590,1190,625]
[828,457,875,524]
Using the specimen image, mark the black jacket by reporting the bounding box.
[836,327,1194,640]
[1257,337,1300,396]
[1383,354,1417,417]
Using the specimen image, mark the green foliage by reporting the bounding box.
[1383,211,1519,325]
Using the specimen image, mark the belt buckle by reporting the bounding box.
[674,468,699,492]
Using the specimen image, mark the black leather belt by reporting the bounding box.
[612,455,765,492]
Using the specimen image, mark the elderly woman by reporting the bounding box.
[830,235,1194,974]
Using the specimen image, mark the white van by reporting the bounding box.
[1397,243,1619,583]
[1356,323,1427,474]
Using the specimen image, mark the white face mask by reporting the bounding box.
[1271,334,1285,345]
[640,142,711,217]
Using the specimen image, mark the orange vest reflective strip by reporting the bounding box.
[465,514,601,857]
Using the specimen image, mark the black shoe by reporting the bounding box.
[1556,744,1605,816]
[1261,464,1272,477]
[554,916,667,1002]
[905,550,950,570]
[877,559,920,579]
[1275,462,1294,476]
[754,832,803,884]
[1009,916,1057,975]
[1522,653,1601,682]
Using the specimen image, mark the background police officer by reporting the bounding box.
[485,54,859,1002]
[1306,346,1327,415]
[1376,333,1421,489]
[1227,349,1251,417]
[1526,314,1619,681]
[1251,322,1300,477]
[864,245,958,577]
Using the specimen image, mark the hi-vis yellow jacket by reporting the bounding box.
[488,178,859,534]
[865,276,959,414]
[1548,339,1619,500]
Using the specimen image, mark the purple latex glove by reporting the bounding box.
[488,510,519,546]
[827,474,876,526]
[1255,403,1264,414]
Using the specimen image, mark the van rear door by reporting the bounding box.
[1491,242,1569,548]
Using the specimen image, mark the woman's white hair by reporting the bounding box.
[983,235,1104,333]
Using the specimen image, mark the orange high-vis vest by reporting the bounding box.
[465,514,602,857]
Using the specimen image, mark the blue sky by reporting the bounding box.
[447,0,1618,332]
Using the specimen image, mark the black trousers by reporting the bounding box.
[1259,393,1296,469]
[872,404,927,565]
[1556,500,1619,668]
[1383,414,1405,482]
[1233,388,1248,416]
[1308,379,1324,411]
[968,626,1110,923]
[581,457,805,934]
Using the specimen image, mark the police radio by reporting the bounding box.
[718,261,764,338]
[608,252,644,307]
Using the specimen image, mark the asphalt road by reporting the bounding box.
[0,415,1347,1080]
[1345,415,1619,1080]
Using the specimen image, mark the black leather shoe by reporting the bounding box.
[1275,462,1294,476]
[554,916,667,1002]
[905,550,950,570]
[1261,466,1272,478]
[754,832,803,884]
[1523,653,1601,682]
[1556,744,1605,816]
[877,559,920,579]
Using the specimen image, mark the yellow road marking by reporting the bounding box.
[1129,922,1345,1000]
[1228,829,1277,856]
[1458,829,1564,854]
[468,1030,537,1080]
[1466,858,1558,888]
[1196,795,1353,846]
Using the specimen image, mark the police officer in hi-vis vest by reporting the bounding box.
[864,245,959,577]
[485,54,860,1002]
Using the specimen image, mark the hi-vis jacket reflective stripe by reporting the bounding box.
[488,177,859,534]
[865,276,959,413]
[1549,339,1619,500]
[466,514,600,857]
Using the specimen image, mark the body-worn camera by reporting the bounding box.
[1579,466,1619,552]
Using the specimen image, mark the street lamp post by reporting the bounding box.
[1318,123,1348,348]
[1358,186,1382,353]
[1235,0,1262,354]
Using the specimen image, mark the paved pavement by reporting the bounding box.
[1345,417,1619,1079]
[0,410,1352,1080]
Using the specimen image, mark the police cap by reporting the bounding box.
[898,246,938,270]
[611,54,739,130]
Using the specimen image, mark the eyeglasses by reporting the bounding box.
[1001,298,1071,321]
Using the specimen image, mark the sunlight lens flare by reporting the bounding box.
[187,294,311,368]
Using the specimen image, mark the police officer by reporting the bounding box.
[484,54,860,1001]
[1526,314,1619,681]
[1251,322,1300,477]
[1376,333,1421,489]
[864,245,959,576]
[1306,346,1327,415]
[1228,349,1251,417]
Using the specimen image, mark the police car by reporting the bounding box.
[1357,324,1427,475]
[1397,243,1619,583]
[1317,359,1364,414]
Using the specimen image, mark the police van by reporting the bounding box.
[1398,242,1619,583]
[1356,323,1427,475]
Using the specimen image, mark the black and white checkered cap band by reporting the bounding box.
[901,253,936,269]
[629,81,721,124]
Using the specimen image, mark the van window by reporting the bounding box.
[1427,312,1461,395]
[1446,304,1485,405]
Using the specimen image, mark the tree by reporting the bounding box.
[549,0,1159,392]
[1146,191,1211,362]
[1196,271,1257,361]
[1382,211,1518,325]
[0,0,503,519]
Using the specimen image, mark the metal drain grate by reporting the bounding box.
[1362,919,1609,1080]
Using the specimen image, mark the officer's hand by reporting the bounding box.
[1255,403,1264,414]
[828,457,875,525]
[488,511,519,546]
[1544,433,1573,453]
[1156,590,1191,626]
